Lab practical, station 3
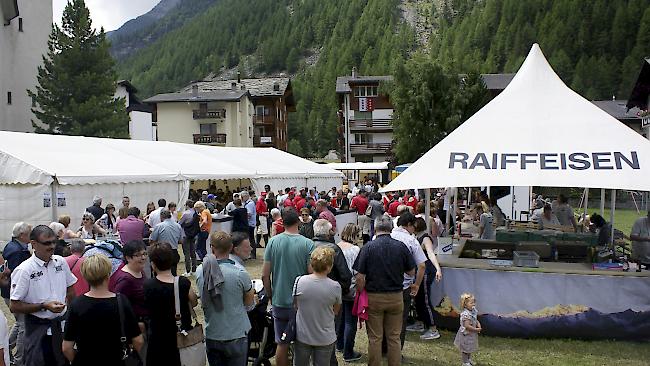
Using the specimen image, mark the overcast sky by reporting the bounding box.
[53,0,160,32]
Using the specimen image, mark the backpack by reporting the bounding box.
[183,211,201,239]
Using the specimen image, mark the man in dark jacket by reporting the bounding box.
[2,222,33,366]
[312,218,352,366]
[85,195,104,221]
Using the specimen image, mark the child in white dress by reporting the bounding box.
[454,293,481,366]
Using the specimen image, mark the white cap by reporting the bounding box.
[202,190,208,195]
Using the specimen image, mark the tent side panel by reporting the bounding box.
[1,181,186,241]
[0,184,52,243]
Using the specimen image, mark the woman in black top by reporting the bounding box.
[231,198,249,233]
[63,254,143,366]
[144,243,197,366]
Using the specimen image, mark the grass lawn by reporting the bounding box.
[598,208,646,236]
[239,250,650,366]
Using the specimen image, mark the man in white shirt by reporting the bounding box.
[630,209,650,265]
[10,225,77,366]
[390,212,426,354]
[146,198,167,228]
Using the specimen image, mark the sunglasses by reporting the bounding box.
[83,218,92,221]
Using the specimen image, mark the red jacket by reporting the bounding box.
[256,198,268,215]
[294,197,306,211]
[388,200,401,217]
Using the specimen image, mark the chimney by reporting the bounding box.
[351,67,357,78]
[237,71,241,83]
[231,82,237,90]
[191,84,198,98]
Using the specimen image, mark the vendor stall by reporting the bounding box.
[381,44,650,339]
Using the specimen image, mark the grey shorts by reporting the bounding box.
[272,306,296,344]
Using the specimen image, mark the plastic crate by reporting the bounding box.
[513,250,540,268]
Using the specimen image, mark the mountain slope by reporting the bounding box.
[116,0,650,157]
[117,0,414,156]
[108,0,218,60]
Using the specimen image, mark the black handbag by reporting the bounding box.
[116,295,144,366]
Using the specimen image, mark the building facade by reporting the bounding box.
[336,70,393,163]
[0,0,52,132]
[144,86,254,147]
[116,80,154,141]
[184,76,295,150]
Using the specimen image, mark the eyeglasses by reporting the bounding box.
[83,218,92,222]
[132,252,147,258]
[37,240,56,246]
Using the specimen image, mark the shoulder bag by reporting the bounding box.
[116,294,144,366]
[174,277,206,366]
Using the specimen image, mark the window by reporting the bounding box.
[355,111,372,120]
[18,18,23,32]
[7,92,11,105]
[200,123,217,135]
[353,85,378,97]
[354,133,371,144]
[256,105,270,116]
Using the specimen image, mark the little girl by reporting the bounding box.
[454,293,481,366]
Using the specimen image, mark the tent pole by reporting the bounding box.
[51,179,59,222]
[425,189,431,233]
[445,188,451,235]
[453,187,459,232]
[600,188,606,216]
[610,189,616,249]
[583,188,589,231]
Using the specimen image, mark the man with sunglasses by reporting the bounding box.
[9,225,77,366]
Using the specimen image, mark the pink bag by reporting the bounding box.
[352,289,369,329]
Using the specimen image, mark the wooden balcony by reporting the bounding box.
[350,143,392,155]
[193,133,227,145]
[193,109,226,119]
[254,115,279,125]
[349,119,393,131]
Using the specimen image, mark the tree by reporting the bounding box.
[389,55,488,163]
[29,0,128,137]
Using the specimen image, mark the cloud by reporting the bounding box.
[53,0,160,31]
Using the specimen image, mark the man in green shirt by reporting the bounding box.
[262,209,315,366]
[197,232,255,366]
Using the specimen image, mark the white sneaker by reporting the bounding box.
[420,329,441,340]
[406,322,425,332]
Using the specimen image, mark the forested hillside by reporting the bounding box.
[118,0,414,156]
[432,0,650,100]
[116,0,650,157]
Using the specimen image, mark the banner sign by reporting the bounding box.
[358,97,374,112]
[448,151,640,171]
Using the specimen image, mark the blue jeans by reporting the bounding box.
[197,231,209,260]
[206,337,248,366]
[336,300,357,359]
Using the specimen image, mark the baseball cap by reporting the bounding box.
[207,194,215,200]
[261,192,268,197]
[202,190,209,195]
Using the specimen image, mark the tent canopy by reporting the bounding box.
[0,131,343,186]
[382,44,650,192]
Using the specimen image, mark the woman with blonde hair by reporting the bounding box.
[294,246,342,366]
[336,223,362,361]
[59,215,80,239]
[63,254,143,365]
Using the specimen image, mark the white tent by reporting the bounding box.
[0,132,343,240]
[381,44,650,193]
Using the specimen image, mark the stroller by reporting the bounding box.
[248,282,276,366]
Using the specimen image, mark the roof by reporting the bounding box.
[326,162,390,171]
[183,78,291,98]
[336,75,393,93]
[591,100,641,121]
[0,131,343,185]
[1,0,19,23]
[381,44,650,193]
[626,58,650,111]
[117,80,137,94]
[480,73,516,91]
[144,90,248,103]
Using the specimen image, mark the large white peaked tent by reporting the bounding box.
[0,132,343,240]
[382,44,650,193]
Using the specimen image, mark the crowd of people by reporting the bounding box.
[11,181,609,366]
